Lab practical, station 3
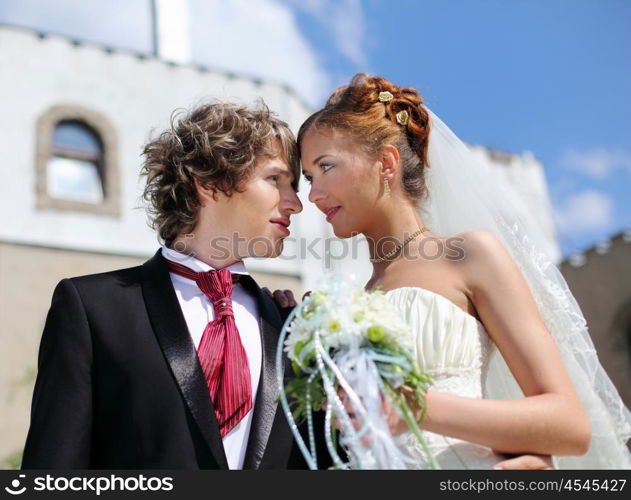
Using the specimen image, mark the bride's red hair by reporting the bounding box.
[298,73,431,202]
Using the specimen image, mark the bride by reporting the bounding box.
[290,73,631,469]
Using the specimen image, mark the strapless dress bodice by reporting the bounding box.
[385,287,500,469]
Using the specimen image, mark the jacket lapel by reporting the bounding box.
[240,275,290,470]
[140,250,229,469]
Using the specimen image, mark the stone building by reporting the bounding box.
[560,231,631,411]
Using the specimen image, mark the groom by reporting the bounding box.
[22,102,311,469]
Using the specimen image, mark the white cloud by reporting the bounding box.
[283,0,368,66]
[554,189,615,235]
[561,148,631,179]
[189,0,329,105]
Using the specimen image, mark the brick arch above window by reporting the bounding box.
[36,104,120,216]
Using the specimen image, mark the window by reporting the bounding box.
[36,105,119,216]
[48,121,104,203]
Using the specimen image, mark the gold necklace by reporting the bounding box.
[369,227,429,264]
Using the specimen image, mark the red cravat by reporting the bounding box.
[166,259,252,436]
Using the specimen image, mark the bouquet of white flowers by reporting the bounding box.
[275,276,438,469]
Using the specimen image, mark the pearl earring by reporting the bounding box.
[384,177,391,197]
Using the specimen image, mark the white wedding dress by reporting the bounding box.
[386,286,504,469]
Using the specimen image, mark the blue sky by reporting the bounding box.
[1,0,629,257]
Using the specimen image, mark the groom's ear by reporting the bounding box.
[379,144,401,179]
[193,177,219,205]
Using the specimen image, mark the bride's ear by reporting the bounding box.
[378,144,400,180]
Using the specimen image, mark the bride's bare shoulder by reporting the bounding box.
[451,230,522,288]
[434,230,506,263]
[452,230,507,258]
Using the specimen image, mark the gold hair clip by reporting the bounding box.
[378,91,394,103]
[396,110,409,126]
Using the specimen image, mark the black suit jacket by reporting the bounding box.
[22,250,311,469]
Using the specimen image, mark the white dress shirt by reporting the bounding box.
[161,245,262,469]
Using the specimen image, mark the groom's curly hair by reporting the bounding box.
[298,73,431,204]
[141,101,299,243]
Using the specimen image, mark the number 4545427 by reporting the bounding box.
[562,479,626,492]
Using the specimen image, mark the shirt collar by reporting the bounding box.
[161,245,249,276]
